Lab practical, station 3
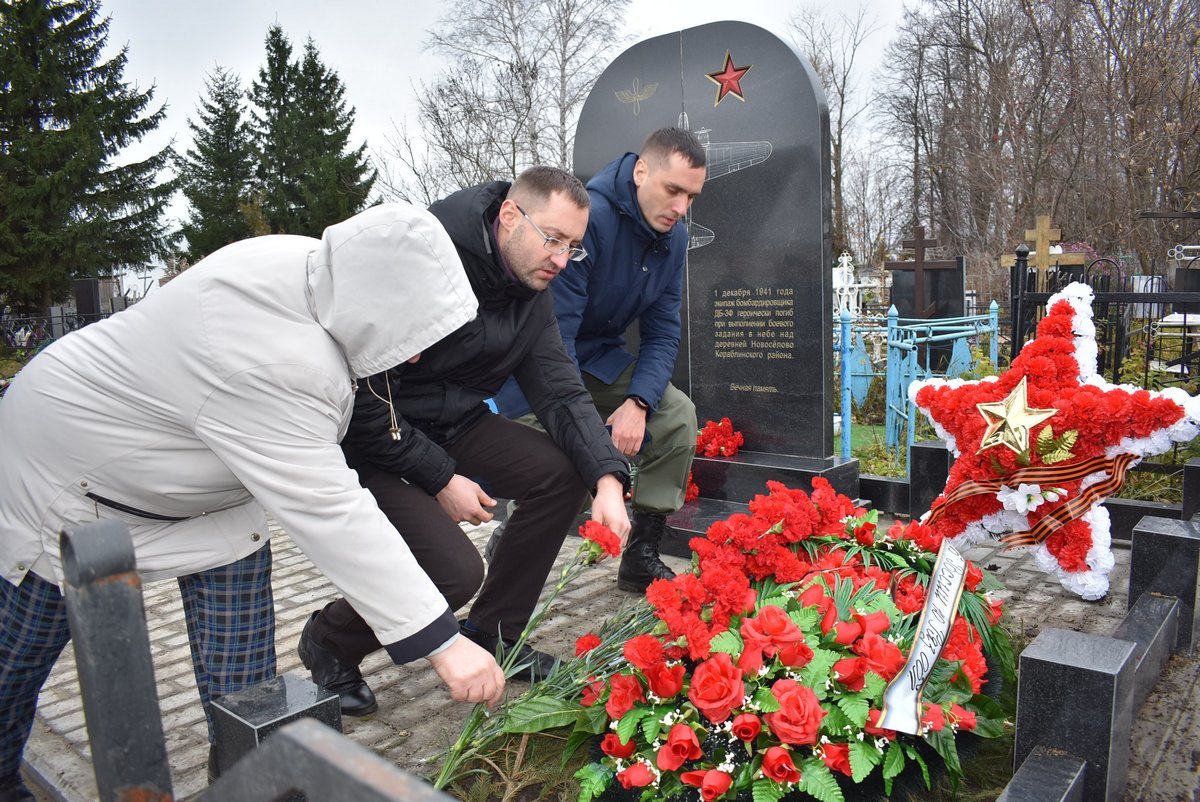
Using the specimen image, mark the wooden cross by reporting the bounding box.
[884,225,960,318]
[1000,215,1088,280]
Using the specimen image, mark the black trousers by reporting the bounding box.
[311,413,589,664]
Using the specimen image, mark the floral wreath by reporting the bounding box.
[910,282,1200,599]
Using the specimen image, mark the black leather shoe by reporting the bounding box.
[459,621,559,683]
[298,611,378,717]
[0,773,34,802]
[617,511,678,593]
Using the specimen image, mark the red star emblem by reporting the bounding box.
[911,283,1200,599]
[706,50,751,106]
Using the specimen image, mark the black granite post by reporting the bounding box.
[1183,458,1200,520]
[1128,515,1200,653]
[212,673,342,779]
[1014,629,1136,802]
[908,440,952,519]
[996,746,1088,802]
[1111,593,1180,710]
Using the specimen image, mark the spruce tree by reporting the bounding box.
[291,38,375,234]
[0,0,173,314]
[248,26,375,237]
[248,24,300,235]
[176,66,255,260]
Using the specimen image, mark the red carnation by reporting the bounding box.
[580,520,621,558]
[575,633,601,656]
[623,634,665,671]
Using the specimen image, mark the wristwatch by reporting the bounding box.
[628,395,650,411]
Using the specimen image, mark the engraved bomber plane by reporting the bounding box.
[681,121,772,250]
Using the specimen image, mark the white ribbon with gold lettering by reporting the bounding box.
[878,541,968,734]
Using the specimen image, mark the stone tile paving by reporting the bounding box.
[21,519,1199,801]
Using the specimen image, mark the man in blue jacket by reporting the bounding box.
[496,128,706,593]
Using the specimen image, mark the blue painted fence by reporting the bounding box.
[836,302,1000,462]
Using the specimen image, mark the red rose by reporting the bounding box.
[687,652,745,724]
[616,761,655,789]
[821,742,853,777]
[623,634,665,671]
[601,732,637,759]
[656,723,703,771]
[731,713,761,741]
[575,633,601,656]
[681,768,733,801]
[644,661,686,699]
[799,584,837,634]
[764,678,826,745]
[865,708,896,739]
[605,673,645,720]
[853,631,905,681]
[833,619,862,645]
[833,656,866,691]
[854,521,876,546]
[738,605,809,673]
[856,610,890,636]
[761,746,803,784]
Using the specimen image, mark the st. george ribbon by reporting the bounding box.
[877,541,968,734]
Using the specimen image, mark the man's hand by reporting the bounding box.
[606,399,648,457]
[427,636,506,708]
[436,474,496,524]
[591,474,632,547]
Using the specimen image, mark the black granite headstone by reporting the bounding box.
[1128,515,1200,652]
[574,20,834,460]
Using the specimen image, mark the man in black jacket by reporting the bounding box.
[297,166,632,716]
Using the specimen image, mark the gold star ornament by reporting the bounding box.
[976,376,1057,454]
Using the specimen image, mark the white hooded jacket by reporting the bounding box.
[0,204,477,656]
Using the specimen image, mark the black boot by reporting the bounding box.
[298,611,378,717]
[617,512,677,593]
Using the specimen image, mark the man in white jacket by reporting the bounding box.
[0,204,503,801]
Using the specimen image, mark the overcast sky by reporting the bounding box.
[98,0,906,288]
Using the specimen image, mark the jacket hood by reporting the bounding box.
[307,203,477,379]
[428,180,538,308]
[588,152,666,243]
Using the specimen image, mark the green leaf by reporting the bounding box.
[752,777,787,802]
[754,685,781,713]
[641,707,665,743]
[790,605,820,632]
[836,694,869,727]
[563,727,594,765]
[924,727,962,780]
[759,596,792,612]
[882,740,906,780]
[617,707,652,744]
[862,672,887,700]
[799,647,841,689]
[821,703,851,734]
[500,696,586,734]
[577,700,611,735]
[849,739,882,782]
[965,693,1011,738]
[574,762,613,802]
[798,759,845,802]
[709,629,744,656]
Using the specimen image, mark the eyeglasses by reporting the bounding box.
[514,204,587,262]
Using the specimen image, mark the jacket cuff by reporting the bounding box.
[382,607,460,664]
[413,460,456,497]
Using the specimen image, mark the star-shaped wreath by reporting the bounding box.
[910,282,1200,599]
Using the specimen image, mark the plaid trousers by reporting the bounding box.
[0,544,276,778]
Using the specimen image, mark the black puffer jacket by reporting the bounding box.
[341,181,629,495]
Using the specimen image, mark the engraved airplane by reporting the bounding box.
[678,117,772,250]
